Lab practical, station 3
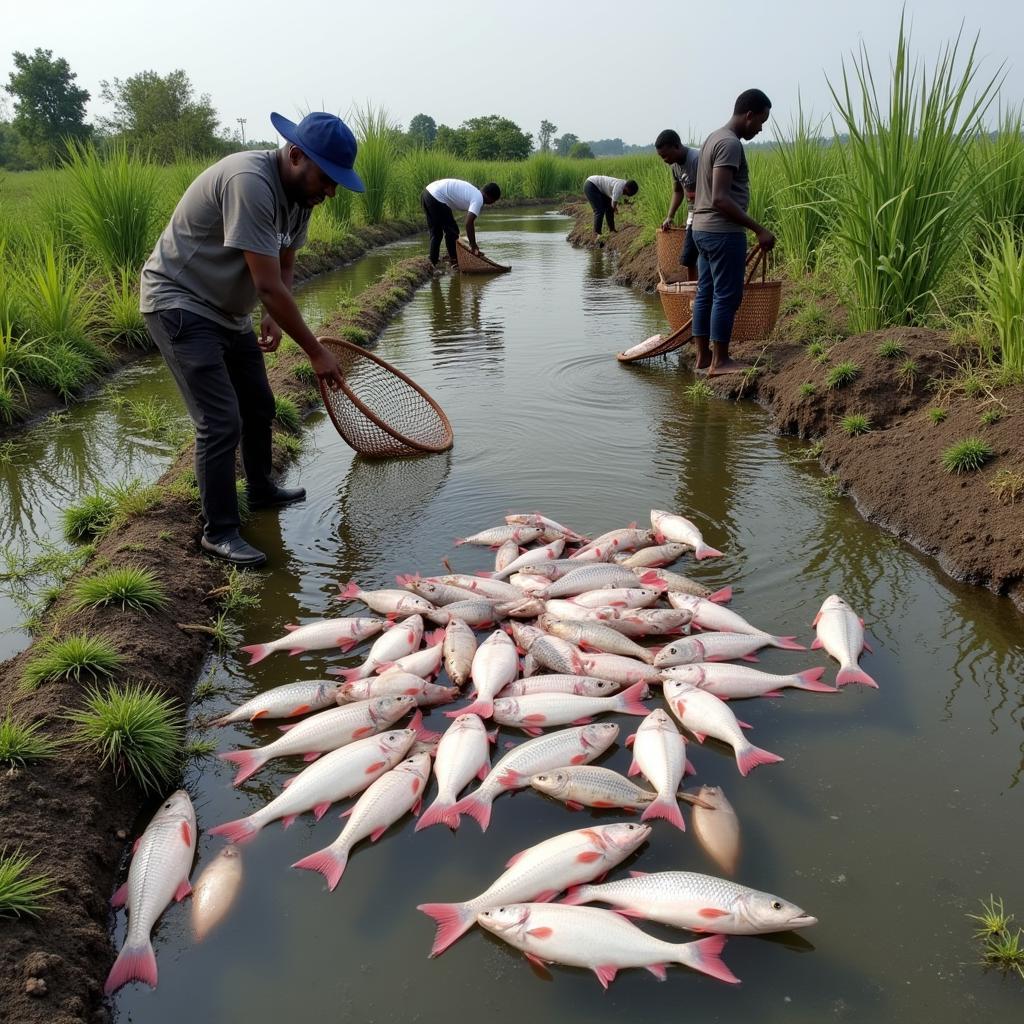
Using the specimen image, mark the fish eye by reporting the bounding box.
[772,901,782,910]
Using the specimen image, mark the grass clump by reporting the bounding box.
[928,408,948,424]
[67,683,182,792]
[877,339,906,358]
[968,896,1024,979]
[70,566,168,613]
[941,437,994,474]
[275,432,303,457]
[684,380,713,401]
[806,340,829,361]
[799,382,816,398]
[980,408,1003,426]
[274,395,301,433]
[340,325,370,346]
[820,474,844,499]
[123,397,185,443]
[0,715,60,768]
[62,491,118,542]
[291,361,317,386]
[824,360,860,390]
[102,271,149,347]
[841,413,871,436]
[897,358,919,390]
[989,468,1024,504]
[0,848,62,918]
[21,632,124,692]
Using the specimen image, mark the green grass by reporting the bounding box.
[70,566,168,613]
[841,413,872,436]
[897,358,920,390]
[820,473,844,499]
[968,896,1024,979]
[989,468,1024,504]
[21,632,124,692]
[807,340,829,362]
[0,848,62,918]
[218,565,263,616]
[928,407,948,424]
[123,396,186,443]
[788,301,833,343]
[824,360,860,390]
[340,325,370,346]
[62,491,118,542]
[274,395,302,433]
[184,736,218,759]
[353,105,402,225]
[980,408,1003,425]
[969,223,1024,376]
[102,270,149,347]
[68,683,183,792]
[0,714,60,768]
[275,432,303,457]
[684,380,713,401]
[799,382,816,398]
[291,361,317,385]
[878,339,906,358]
[941,437,994,474]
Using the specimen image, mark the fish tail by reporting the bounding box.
[771,635,806,650]
[560,884,592,906]
[409,709,441,744]
[736,743,784,777]
[641,796,686,831]
[694,543,724,560]
[414,799,459,832]
[240,643,272,665]
[338,581,361,601]
[209,711,237,727]
[451,698,493,719]
[678,933,740,984]
[416,901,475,956]
[707,586,733,604]
[207,816,260,844]
[104,939,158,994]
[795,667,838,692]
[836,666,878,689]
[450,792,492,831]
[616,681,651,716]
[217,748,267,787]
[333,665,368,683]
[292,846,348,891]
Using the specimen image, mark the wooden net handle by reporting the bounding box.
[745,246,767,285]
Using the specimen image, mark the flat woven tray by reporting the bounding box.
[617,319,694,362]
[455,240,511,273]
[317,336,453,457]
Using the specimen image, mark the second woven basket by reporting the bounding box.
[455,240,511,274]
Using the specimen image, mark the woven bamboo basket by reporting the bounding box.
[656,227,688,283]
[316,337,453,457]
[657,275,697,330]
[455,240,511,274]
[618,319,694,362]
[731,248,782,342]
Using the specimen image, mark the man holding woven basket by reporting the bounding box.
[655,129,700,282]
[141,112,364,567]
[691,89,776,375]
[421,179,502,266]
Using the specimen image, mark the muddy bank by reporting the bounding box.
[565,204,1024,608]
[0,256,435,1024]
[564,201,660,292]
[0,220,422,441]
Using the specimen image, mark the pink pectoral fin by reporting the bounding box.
[174,878,192,902]
[863,640,874,654]
[313,802,331,821]
[110,882,129,908]
[302,751,322,763]
[810,637,823,649]
[627,759,641,777]
[370,826,387,842]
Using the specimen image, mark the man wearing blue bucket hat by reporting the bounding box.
[141,112,365,567]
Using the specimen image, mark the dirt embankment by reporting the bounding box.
[0,256,435,1024]
[564,201,660,292]
[565,204,1024,609]
[0,220,422,441]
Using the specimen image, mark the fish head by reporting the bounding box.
[737,892,818,931]
[340,681,369,701]
[820,594,848,612]
[663,680,697,701]
[378,729,417,758]
[575,678,617,697]
[666,665,705,687]
[493,698,517,717]
[580,722,619,752]
[530,770,570,798]
[477,904,531,936]
[155,789,195,825]
[638,708,675,732]
[374,695,417,722]
[594,821,652,854]
[395,752,432,779]
[655,638,700,667]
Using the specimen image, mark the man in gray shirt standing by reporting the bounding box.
[140,112,363,566]
[655,129,700,282]
[690,89,776,375]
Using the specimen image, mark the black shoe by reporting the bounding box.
[246,485,306,509]
[200,534,268,567]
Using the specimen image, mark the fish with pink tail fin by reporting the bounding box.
[812,594,878,688]
[650,509,724,560]
[664,663,838,699]
[416,714,492,831]
[505,512,590,543]
[105,790,196,994]
[211,679,336,725]
[336,583,436,619]
[630,709,690,831]
[492,682,650,735]
[240,616,386,664]
[329,615,424,682]
[664,680,784,776]
[417,823,648,955]
[667,594,804,648]
[476,903,739,986]
[447,628,518,719]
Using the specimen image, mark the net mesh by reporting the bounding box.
[455,241,511,273]
[318,337,453,457]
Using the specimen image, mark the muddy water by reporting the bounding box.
[49,211,1024,1022]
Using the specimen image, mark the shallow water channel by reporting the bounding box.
[8,211,1022,1022]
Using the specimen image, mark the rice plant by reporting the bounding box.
[0,714,60,768]
[71,566,168,613]
[928,407,948,424]
[103,270,149,347]
[941,437,994,474]
[841,413,872,436]
[523,153,565,199]
[107,479,161,523]
[20,633,123,692]
[276,432,303,457]
[352,105,402,224]
[340,325,370,345]
[0,321,54,423]
[291,361,317,385]
[968,896,1024,979]
[62,490,119,541]
[62,142,163,275]
[824,361,860,389]
[0,848,61,918]
[968,223,1024,377]
[684,380,713,401]
[799,382,816,397]
[970,107,1024,237]
[67,683,182,792]
[878,339,906,358]
[274,395,301,433]
[827,19,1000,330]
[123,396,186,443]
[990,468,1024,504]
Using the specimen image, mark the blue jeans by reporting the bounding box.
[692,230,747,342]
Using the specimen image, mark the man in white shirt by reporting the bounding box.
[583,174,639,239]
[421,178,501,265]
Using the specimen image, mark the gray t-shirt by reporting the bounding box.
[140,150,311,330]
[692,127,749,234]
[670,146,700,224]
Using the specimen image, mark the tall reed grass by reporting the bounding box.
[353,106,402,224]
[969,223,1024,376]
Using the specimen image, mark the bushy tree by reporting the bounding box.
[538,119,557,153]
[407,113,437,147]
[434,115,532,160]
[555,132,579,157]
[568,141,595,159]
[4,48,91,165]
[98,70,224,162]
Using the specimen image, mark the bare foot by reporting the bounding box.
[694,354,712,371]
[706,357,748,377]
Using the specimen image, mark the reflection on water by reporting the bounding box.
[71,210,1024,1024]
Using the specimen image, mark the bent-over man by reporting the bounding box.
[421,178,501,266]
[583,174,639,239]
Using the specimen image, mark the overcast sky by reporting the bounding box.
[3,0,1023,146]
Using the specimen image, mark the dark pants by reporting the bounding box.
[144,309,276,542]
[584,181,615,234]
[421,189,459,264]
[680,224,698,270]
[691,230,747,342]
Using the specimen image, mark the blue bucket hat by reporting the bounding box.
[270,112,365,193]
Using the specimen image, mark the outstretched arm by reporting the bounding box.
[465,212,480,253]
[662,180,685,231]
[711,166,775,250]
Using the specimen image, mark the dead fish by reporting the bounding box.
[191,845,243,942]
[495,539,522,572]
[456,525,542,547]
[211,680,336,726]
[688,785,741,876]
[650,509,723,560]
[615,542,689,568]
